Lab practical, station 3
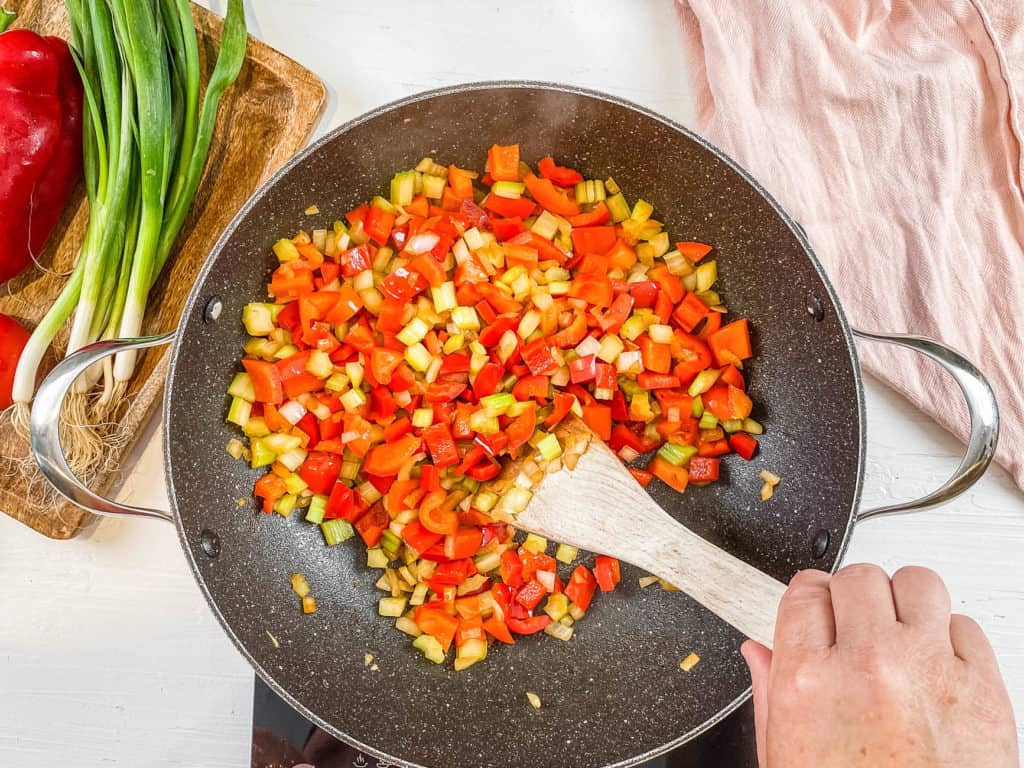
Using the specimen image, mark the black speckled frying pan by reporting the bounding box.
[31,83,999,768]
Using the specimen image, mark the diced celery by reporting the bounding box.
[404,342,432,372]
[367,548,390,568]
[397,317,430,346]
[699,412,719,430]
[648,231,670,259]
[631,199,654,222]
[242,303,276,336]
[443,333,465,354]
[411,408,434,428]
[226,396,252,427]
[721,418,743,433]
[249,438,275,468]
[648,324,673,344]
[507,400,537,418]
[454,638,488,671]
[227,372,256,402]
[345,361,365,388]
[340,460,360,481]
[548,280,570,295]
[544,593,570,622]
[606,192,630,222]
[568,602,586,621]
[522,533,547,554]
[555,543,578,564]
[597,335,624,364]
[371,195,397,214]
[372,247,393,273]
[390,170,416,206]
[340,388,366,412]
[691,396,704,418]
[696,289,721,307]
[413,634,446,664]
[322,518,354,546]
[474,550,502,573]
[474,490,498,513]
[305,494,327,523]
[492,180,525,198]
[325,372,349,393]
[636,242,656,265]
[285,474,309,495]
[274,493,297,517]
[657,442,690,467]
[537,433,562,461]
[620,314,648,341]
[378,596,408,617]
[517,310,541,339]
[380,529,402,556]
[357,481,382,505]
[688,368,722,397]
[431,281,457,314]
[421,173,446,200]
[273,238,301,262]
[531,210,560,240]
[469,410,500,434]
[569,397,584,418]
[305,350,334,378]
[696,260,718,292]
[574,179,606,204]
[604,177,621,194]
[544,621,574,641]
[480,392,515,417]
[410,582,429,606]
[497,487,533,516]
[226,438,245,459]
[395,615,422,637]
[743,418,764,435]
[663,249,691,276]
[682,272,698,292]
[452,306,480,331]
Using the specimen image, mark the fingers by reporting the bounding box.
[891,566,951,633]
[741,639,772,768]
[774,569,836,650]
[950,614,999,670]
[828,563,897,644]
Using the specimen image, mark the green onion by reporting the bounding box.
[12,0,247,422]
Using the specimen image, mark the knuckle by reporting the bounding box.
[788,568,829,588]
[833,562,887,584]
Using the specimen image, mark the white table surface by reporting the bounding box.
[2,1,1022,765]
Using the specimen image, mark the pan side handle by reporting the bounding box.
[30,334,178,524]
[852,330,999,522]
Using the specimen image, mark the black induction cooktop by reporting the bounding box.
[251,676,758,768]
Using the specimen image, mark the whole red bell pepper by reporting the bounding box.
[0,12,83,283]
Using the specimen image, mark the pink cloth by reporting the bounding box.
[676,0,1024,490]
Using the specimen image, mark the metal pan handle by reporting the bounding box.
[30,333,178,524]
[852,329,999,522]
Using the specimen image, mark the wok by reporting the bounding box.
[31,83,999,768]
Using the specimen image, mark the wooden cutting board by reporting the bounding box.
[0,0,326,539]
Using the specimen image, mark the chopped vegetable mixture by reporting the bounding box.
[227,146,762,670]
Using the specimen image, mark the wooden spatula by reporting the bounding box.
[486,416,787,647]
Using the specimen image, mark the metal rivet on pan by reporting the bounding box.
[200,529,221,558]
[811,528,830,558]
[806,294,825,322]
[203,296,223,323]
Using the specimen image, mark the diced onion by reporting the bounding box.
[404,232,441,255]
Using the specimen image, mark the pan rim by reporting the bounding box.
[164,79,866,768]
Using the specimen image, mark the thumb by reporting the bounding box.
[741,639,773,767]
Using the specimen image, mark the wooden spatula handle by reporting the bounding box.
[516,436,787,647]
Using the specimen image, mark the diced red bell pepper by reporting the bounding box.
[339,243,373,277]
[506,615,552,635]
[324,482,357,520]
[500,550,524,587]
[422,422,459,468]
[521,338,559,376]
[364,205,395,245]
[698,439,730,458]
[432,558,474,586]
[688,456,720,483]
[581,404,612,441]
[677,241,712,263]
[719,364,745,391]
[598,293,634,334]
[379,265,428,302]
[548,311,588,348]
[298,452,342,495]
[488,144,520,181]
[512,374,549,402]
[650,456,690,492]
[363,433,421,476]
[565,565,597,612]
[673,292,710,332]
[483,616,515,644]
[707,319,753,367]
[629,280,660,308]
[490,216,526,241]
[415,606,460,652]
[445,527,484,560]
[639,335,672,374]
[629,468,654,487]
[571,226,616,257]
[569,354,597,384]
[594,555,621,592]
[241,359,284,404]
[523,174,580,216]
[637,372,680,390]
[544,391,576,428]
[537,156,583,187]
[568,202,611,227]
[569,275,613,308]
[648,264,684,304]
[402,519,444,554]
[472,361,504,398]
[729,432,758,460]
[484,193,536,219]
[514,580,548,611]
[424,379,467,403]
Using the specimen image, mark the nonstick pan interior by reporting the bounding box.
[165,83,864,768]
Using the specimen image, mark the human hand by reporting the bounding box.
[742,564,1018,767]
